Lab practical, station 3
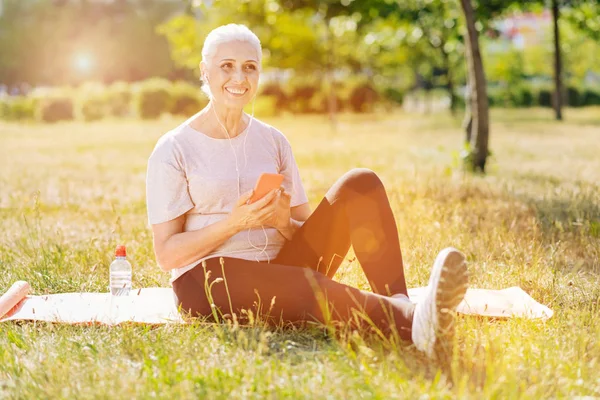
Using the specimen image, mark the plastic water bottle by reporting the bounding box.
[109,245,132,296]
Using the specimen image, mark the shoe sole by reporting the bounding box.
[433,248,469,363]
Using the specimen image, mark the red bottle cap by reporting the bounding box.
[115,245,127,257]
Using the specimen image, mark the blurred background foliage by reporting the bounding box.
[0,0,599,123]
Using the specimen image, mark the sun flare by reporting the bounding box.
[73,53,94,73]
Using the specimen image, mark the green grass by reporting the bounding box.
[1,107,599,398]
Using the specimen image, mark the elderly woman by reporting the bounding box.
[146,24,468,359]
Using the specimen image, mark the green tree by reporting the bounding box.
[480,0,600,119]
[160,0,379,128]
[395,0,465,113]
[564,1,600,42]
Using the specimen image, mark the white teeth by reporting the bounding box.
[226,88,246,95]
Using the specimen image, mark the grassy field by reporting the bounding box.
[1,107,599,398]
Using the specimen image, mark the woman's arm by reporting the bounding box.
[291,203,311,221]
[276,202,312,241]
[152,189,280,272]
[151,214,239,272]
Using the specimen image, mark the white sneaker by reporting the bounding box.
[411,247,469,359]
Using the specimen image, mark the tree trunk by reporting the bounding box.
[460,0,490,173]
[552,0,563,121]
[463,35,473,144]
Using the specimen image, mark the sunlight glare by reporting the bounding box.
[74,53,94,73]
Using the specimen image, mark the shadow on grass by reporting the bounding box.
[513,173,600,238]
[508,172,600,276]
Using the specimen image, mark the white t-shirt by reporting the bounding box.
[146,117,309,283]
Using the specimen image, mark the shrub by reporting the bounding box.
[538,89,552,108]
[582,89,600,106]
[521,87,534,107]
[287,84,318,114]
[0,99,7,120]
[134,78,173,119]
[566,86,581,107]
[382,87,404,105]
[170,82,207,116]
[486,85,505,107]
[0,96,36,121]
[78,95,106,121]
[106,82,133,117]
[349,83,378,113]
[509,86,534,107]
[246,95,279,118]
[309,89,344,114]
[292,84,318,100]
[76,83,107,122]
[35,93,74,123]
[260,82,288,110]
[453,93,466,109]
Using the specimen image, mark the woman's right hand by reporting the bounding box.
[227,189,280,233]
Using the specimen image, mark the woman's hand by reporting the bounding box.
[227,188,280,233]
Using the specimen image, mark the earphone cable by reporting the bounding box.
[211,96,270,263]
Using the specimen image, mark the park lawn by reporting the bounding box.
[0,108,599,399]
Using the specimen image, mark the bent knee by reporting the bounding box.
[339,168,384,195]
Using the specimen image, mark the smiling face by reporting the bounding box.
[201,40,260,109]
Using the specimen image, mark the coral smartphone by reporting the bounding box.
[247,173,285,204]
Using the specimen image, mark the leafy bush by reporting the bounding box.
[170,82,207,116]
[14,78,599,121]
[78,95,106,121]
[485,85,531,108]
[35,93,74,123]
[382,87,404,105]
[106,82,132,118]
[0,96,36,121]
[349,83,378,113]
[582,89,600,106]
[291,84,318,101]
[246,95,279,118]
[287,84,318,113]
[521,87,534,107]
[134,78,173,119]
[309,89,344,114]
[538,89,553,108]
[76,83,107,122]
[486,85,505,107]
[0,99,8,120]
[453,93,466,109]
[566,86,581,107]
[260,82,288,110]
[509,86,534,107]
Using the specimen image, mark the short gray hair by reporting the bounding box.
[201,24,262,98]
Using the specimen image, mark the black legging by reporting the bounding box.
[172,168,415,340]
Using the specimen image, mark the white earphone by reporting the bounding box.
[206,76,270,263]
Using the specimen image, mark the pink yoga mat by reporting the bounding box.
[0,284,553,325]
